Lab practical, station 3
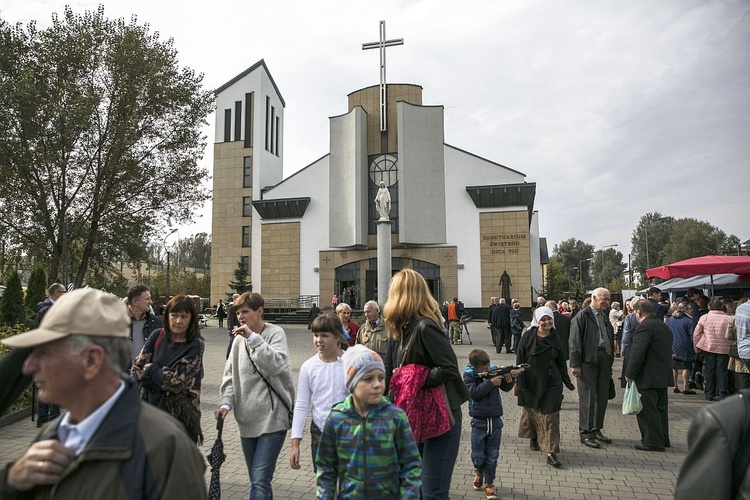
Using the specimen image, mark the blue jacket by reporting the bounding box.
[463,363,514,419]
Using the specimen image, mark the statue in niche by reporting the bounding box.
[375,181,391,221]
[499,270,512,303]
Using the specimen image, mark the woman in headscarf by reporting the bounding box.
[515,306,575,468]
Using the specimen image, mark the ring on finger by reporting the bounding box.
[39,460,44,470]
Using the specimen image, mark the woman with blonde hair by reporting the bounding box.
[384,269,469,499]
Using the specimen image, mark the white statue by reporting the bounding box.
[375,181,391,220]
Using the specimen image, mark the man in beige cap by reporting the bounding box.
[0,288,206,498]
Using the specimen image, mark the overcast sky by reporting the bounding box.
[4,0,749,260]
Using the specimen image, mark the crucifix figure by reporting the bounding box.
[362,20,403,132]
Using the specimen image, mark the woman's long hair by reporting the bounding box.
[164,295,201,341]
[383,269,444,339]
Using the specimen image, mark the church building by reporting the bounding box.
[210,55,546,309]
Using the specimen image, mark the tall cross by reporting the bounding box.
[362,21,403,132]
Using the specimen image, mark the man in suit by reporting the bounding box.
[546,300,572,361]
[624,299,673,451]
[487,296,499,345]
[647,286,666,321]
[491,298,512,354]
[569,287,614,449]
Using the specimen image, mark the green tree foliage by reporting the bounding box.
[544,258,570,301]
[632,214,742,285]
[174,232,212,271]
[0,7,213,287]
[552,238,594,292]
[1,270,25,325]
[227,260,252,298]
[24,266,47,315]
[591,248,626,289]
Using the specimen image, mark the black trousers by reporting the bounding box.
[577,349,611,436]
[496,326,512,352]
[636,387,669,448]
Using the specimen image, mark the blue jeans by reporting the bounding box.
[703,352,729,398]
[470,417,503,486]
[419,408,462,499]
[240,430,287,499]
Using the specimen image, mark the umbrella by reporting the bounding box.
[206,417,226,500]
[646,255,750,295]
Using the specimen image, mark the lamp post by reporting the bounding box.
[599,244,618,285]
[163,228,178,298]
[570,266,578,297]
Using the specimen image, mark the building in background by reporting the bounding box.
[210,59,546,308]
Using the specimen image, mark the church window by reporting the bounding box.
[223,109,232,142]
[240,256,249,273]
[242,196,251,217]
[264,96,270,151]
[275,115,280,156]
[243,156,252,188]
[242,226,251,247]
[244,92,253,148]
[368,154,398,234]
[234,101,242,141]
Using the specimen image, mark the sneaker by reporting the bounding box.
[473,473,483,491]
[485,484,498,500]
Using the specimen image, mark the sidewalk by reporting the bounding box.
[0,323,703,499]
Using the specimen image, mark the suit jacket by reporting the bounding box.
[553,311,572,361]
[491,303,511,328]
[569,306,614,368]
[624,315,673,389]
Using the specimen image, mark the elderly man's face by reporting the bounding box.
[23,338,85,406]
[363,304,379,324]
[592,290,611,312]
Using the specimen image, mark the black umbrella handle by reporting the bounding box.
[216,415,224,438]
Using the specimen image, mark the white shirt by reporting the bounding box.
[291,354,348,439]
[58,381,126,456]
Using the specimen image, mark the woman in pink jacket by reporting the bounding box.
[693,298,731,401]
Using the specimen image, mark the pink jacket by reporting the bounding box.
[694,310,731,355]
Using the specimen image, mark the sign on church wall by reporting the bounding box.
[480,211,532,307]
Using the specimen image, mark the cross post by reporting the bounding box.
[362,21,403,132]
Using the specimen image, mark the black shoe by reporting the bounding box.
[673,387,681,394]
[530,438,540,451]
[688,381,696,390]
[682,390,696,395]
[635,444,665,452]
[580,437,601,449]
[593,431,612,443]
[547,454,562,468]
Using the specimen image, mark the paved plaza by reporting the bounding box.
[0,322,705,499]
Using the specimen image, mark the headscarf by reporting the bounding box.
[531,306,555,328]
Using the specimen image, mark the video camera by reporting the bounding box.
[474,363,530,381]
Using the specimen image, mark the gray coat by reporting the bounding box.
[569,306,614,368]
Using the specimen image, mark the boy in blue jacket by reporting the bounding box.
[464,349,518,500]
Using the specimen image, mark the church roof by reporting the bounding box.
[252,197,310,219]
[445,144,525,177]
[465,182,537,223]
[214,59,286,106]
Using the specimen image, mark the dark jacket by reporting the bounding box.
[491,303,511,329]
[34,299,54,328]
[227,304,238,331]
[0,378,206,499]
[129,311,163,346]
[675,389,750,500]
[0,348,31,417]
[553,311,571,361]
[510,309,525,334]
[648,298,666,321]
[624,315,673,389]
[399,318,469,412]
[463,363,513,419]
[569,306,614,368]
[516,327,574,414]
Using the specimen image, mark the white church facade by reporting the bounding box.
[209,59,546,309]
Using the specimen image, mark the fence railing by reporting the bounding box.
[263,295,320,313]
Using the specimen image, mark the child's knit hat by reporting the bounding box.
[342,344,385,393]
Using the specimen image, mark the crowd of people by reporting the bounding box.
[3,277,749,499]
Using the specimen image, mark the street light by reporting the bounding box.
[599,244,618,285]
[163,228,178,298]
[569,266,578,297]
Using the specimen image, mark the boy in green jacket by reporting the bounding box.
[315,345,422,498]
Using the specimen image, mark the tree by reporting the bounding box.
[0,7,213,287]
[663,218,736,263]
[630,213,674,282]
[544,258,569,301]
[175,232,211,271]
[552,238,594,292]
[227,260,252,298]
[1,270,25,325]
[591,248,626,289]
[24,266,47,315]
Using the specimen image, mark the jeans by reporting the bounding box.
[419,408,462,499]
[240,430,287,499]
[470,417,503,486]
[703,352,729,398]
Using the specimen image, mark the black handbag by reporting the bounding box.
[729,343,740,359]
